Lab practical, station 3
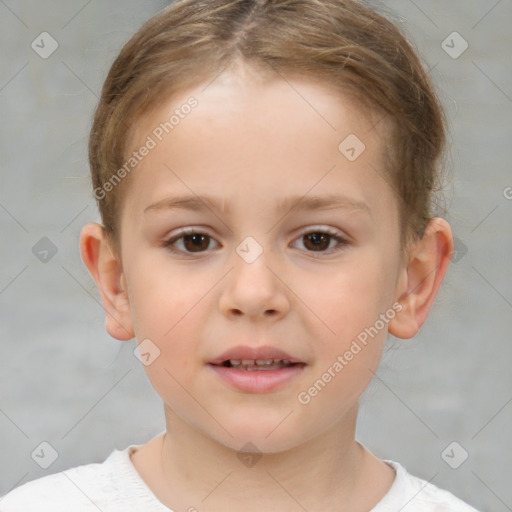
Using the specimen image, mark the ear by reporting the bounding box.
[79,223,134,341]
[388,218,454,339]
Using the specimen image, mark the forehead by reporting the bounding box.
[131,65,386,155]
[121,69,395,222]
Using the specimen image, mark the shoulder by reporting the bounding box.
[374,460,481,512]
[0,448,134,512]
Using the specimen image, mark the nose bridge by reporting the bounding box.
[220,235,289,318]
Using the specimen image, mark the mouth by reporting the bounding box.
[207,345,306,393]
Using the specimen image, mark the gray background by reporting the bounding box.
[0,1,511,510]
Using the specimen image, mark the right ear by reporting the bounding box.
[79,223,134,341]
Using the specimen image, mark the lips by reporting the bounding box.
[208,345,305,393]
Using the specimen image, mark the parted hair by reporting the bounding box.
[89,0,447,252]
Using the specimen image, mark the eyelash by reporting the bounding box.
[162,227,349,256]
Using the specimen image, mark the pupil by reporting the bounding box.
[306,233,329,251]
[184,234,208,252]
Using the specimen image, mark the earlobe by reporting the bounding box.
[80,223,135,341]
[388,218,454,339]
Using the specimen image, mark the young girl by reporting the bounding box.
[1,0,480,510]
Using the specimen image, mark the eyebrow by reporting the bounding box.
[143,193,371,216]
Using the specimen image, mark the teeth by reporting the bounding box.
[228,359,293,369]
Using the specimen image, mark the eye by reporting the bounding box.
[163,227,349,256]
[292,227,349,254]
[163,229,219,255]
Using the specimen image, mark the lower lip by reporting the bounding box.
[208,364,305,393]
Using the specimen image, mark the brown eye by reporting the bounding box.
[182,233,211,252]
[293,228,348,254]
[302,232,332,251]
[164,231,219,255]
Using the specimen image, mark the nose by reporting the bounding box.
[219,250,290,321]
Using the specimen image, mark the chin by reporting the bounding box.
[207,419,308,455]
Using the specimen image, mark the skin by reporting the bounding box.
[81,62,453,511]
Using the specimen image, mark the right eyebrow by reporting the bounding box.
[144,194,230,214]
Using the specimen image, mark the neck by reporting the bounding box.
[134,404,394,512]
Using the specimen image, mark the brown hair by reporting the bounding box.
[88,0,447,253]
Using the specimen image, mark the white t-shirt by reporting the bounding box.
[0,443,479,512]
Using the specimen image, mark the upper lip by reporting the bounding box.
[209,345,304,365]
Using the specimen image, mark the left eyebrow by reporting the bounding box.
[277,194,372,217]
[143,193,372,217]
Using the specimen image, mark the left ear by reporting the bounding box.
[388,217,454,339]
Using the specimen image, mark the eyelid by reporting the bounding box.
[297,225,342,237]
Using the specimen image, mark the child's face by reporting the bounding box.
[116,68,406,452]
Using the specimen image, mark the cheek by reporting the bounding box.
[125,254,207,338]
[304,253,395,336]
[130,271,205,404]
[296,250,396,400]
